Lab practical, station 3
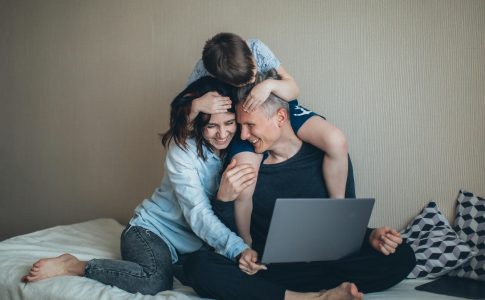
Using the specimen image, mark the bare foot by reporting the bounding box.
[285,282,363,300]
[21,254,86,282]
[320,282,364,300]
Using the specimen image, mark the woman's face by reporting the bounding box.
[203,112,237,153]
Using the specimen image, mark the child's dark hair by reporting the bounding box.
[161,76,236,159]
[202,32,256,87]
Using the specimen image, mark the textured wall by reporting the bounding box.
[1,0,484,240]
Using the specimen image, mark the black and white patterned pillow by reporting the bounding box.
[401,201,475,278]
[449,190,485,281]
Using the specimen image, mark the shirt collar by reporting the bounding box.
[202,144,220,161]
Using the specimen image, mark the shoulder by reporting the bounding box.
[187,59,211,85]
[300,142,321,155]
[247,38,264,49]
[247,38,271,56]
[247,38,281,72]
[166,138,200,162]
[193,59,206,72]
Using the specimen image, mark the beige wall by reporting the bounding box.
[1,0,484,240]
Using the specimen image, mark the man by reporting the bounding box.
[183,73,416,300]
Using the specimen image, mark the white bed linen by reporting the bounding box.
[0,219,466,300]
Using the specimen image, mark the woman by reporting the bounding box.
[21,76,255,295]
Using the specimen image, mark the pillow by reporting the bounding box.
[401,201,475,278]
[449,190,485,281]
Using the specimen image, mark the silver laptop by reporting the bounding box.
[261,198,375,264]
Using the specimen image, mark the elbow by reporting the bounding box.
[328,130,348,158]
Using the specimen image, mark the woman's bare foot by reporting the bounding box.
[21,253,87,282]
[285,282,363,300]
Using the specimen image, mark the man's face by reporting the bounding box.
[236,105,281,153]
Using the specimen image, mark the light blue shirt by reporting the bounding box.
[187,38,281,85]
[129,138,248,263]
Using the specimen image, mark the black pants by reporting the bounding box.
[183,237,416,300]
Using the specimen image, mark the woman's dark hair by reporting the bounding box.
[161,76,237,159]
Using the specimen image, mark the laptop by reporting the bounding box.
[260,198,375,264]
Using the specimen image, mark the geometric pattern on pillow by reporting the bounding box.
[401,201,475,278]
[449,190,485,281]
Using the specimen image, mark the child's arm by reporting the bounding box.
[297,116,349,198]
[243,66,299,112]
[232,151,263,246]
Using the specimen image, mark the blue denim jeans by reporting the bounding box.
[84,225,173,295]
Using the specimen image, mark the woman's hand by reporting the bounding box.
[216,159,257,202]
[369,227,402,255]
[238,248,267,275]
[190,92,232,121]
[242,81,273,112]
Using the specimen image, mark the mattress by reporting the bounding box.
[0,218,465,300]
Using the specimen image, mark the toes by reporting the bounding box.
[350,282,358,292]
[33,262,42,268]
[23,275,35,282]
[340,282,351,289]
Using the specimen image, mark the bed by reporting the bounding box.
[0,218,466,300]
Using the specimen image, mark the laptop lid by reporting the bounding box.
[261,198,375,264]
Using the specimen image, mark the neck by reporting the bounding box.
[264,128,302,164]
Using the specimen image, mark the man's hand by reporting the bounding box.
[369,227,402,255]
[238,248,267,275]
[190,92,232,120]
[216,159,256,202]
[242,81,273,112]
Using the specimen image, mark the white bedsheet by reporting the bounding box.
[0,219,466,300]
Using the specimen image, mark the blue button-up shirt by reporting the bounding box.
[129,138,248,263]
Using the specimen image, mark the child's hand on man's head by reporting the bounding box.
[243,81,273,112]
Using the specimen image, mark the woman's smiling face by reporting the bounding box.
[203,112,237,153]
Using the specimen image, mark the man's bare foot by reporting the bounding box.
[285,282,363,300]
[21,253,87,282]
[320,282,364,300]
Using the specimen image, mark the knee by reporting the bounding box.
[137,272,173,295]
[384,242,416,281]
[396,242,417,275]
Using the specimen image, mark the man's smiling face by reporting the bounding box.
[236,104,281,153]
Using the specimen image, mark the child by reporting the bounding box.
[188,32,348,246]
